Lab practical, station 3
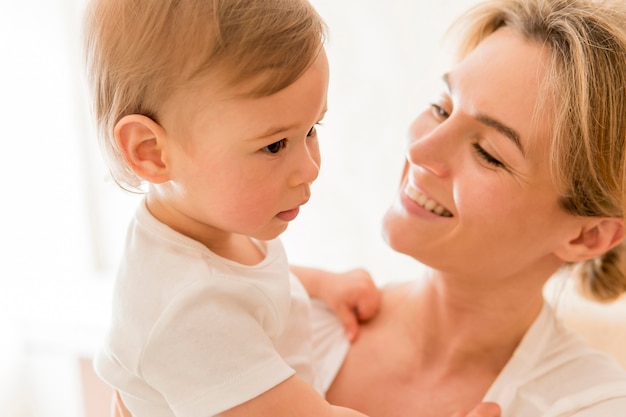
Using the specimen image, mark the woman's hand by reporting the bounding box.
[291,266,381,342]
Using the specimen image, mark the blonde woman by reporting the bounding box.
[324,0,626,416]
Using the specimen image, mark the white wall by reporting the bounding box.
[0,1,481,415]
[284,0,482,280]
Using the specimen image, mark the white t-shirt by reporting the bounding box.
[483,303,626,416]
[94,201,349,417]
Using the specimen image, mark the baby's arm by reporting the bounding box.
[109,378,365,417]
[222,377,501,417]
[221,375,367,417]
[112,387,500,417]
[291,266,381,341]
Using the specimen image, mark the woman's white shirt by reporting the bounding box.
[483,303,626,416]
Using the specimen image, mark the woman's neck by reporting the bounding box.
[392,268,548,374]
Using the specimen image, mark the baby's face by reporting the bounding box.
[149,49,329,247]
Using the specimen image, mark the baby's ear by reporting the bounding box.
[554,218,624,262]
[114,114,170,184]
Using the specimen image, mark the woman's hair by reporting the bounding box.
[449,0,626,301]
[83,0,326,191]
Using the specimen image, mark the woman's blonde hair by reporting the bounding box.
[450,0,626,301]
[83,0,326,190]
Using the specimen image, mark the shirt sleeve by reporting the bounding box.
[140,280,295,417]
[309,298,350,395]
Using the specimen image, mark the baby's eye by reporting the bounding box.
[262,139,287,154]
[307,125,317,137]
[431,103,450,119]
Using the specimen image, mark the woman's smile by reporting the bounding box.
[404,183,453,217]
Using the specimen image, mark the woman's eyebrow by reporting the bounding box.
[475,113,524,156]
[442,73,525,156]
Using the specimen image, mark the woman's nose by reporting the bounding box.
[406,118,454,177]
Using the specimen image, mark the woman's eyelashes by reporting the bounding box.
[431,103,450,119]
[429,103,506,169]
[472,143,505,168]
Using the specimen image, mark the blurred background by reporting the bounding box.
[2,0,624,416]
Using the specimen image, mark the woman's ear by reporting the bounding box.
[555,218,624,262]
[114,114,170,184]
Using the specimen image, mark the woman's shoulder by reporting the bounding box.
[486,303,626,416]
[380,280,416,305]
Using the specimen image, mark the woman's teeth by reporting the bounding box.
[405,185,453,217]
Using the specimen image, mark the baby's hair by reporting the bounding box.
[84,0,326,190]
[449,0,626,301]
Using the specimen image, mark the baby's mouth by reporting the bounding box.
[404,184,453,217]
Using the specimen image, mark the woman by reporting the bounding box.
[325,0,626,416]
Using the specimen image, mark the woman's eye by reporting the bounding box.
[262,139,287,154]
[472,143,504,168]
[431,103,450,119]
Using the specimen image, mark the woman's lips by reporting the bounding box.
[404,184,453,217]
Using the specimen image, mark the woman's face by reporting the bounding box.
[383,28,582,280]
